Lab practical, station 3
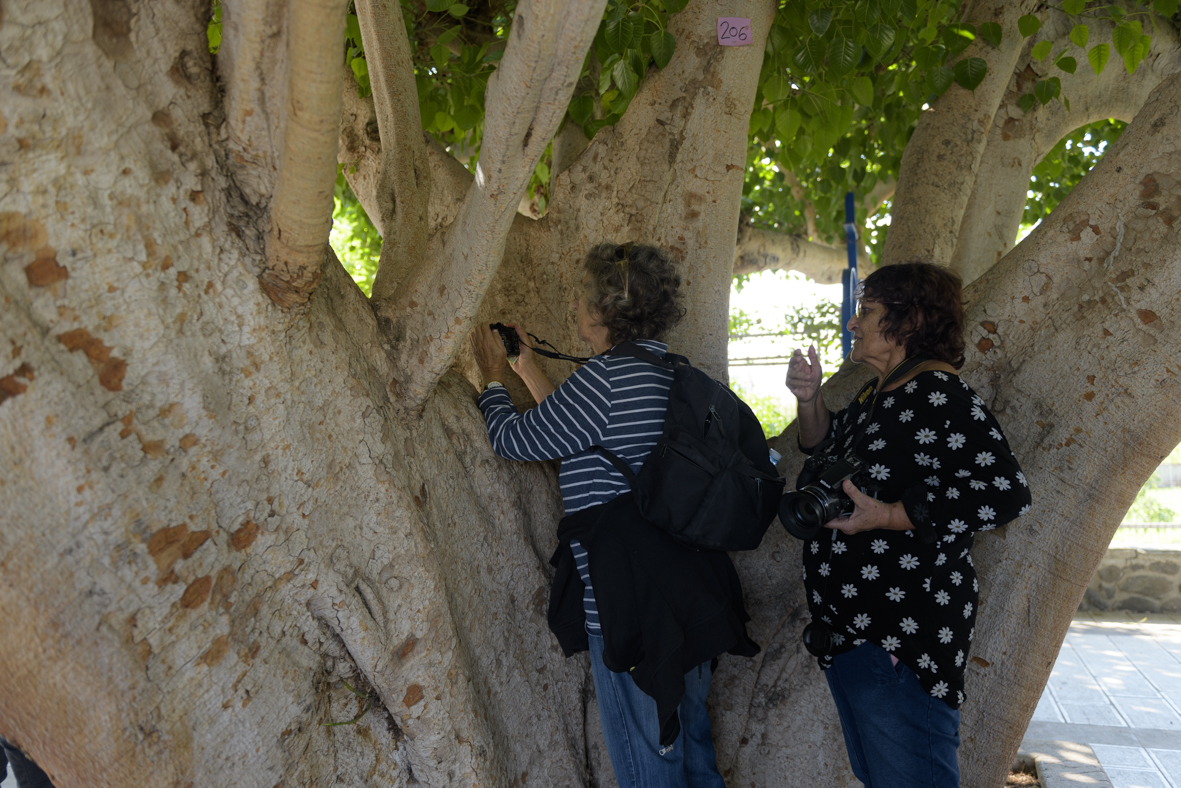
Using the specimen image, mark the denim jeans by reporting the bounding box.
[825,642,961,788]
[588,633,726,788]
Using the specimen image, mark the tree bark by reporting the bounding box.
[883,0,1039,266]
[733,225,846,282]
[950,9,1181,282]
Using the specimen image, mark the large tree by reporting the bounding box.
[2,0,1179,787]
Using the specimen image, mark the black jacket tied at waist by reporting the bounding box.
[547,493,760,746]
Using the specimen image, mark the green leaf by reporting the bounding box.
[942,24,976,58]
[599,53,620,92]
[436,26,461,47]
[453,103,480,130]
[775,105,802,139]
[1061,0,1085,14]
[953,57,987,91]
[1055,55,1077,74]
[425,0,452,11]
[1123,35,1151,74]
[434,110,454,131]
[1154,0,1180,16]
[1111,21,1141,56]
[808,8,832,36]
[1031,40,1053,61]
[1018,14,1041,39]
[649,31,675,70]
[1033,77,1060,105]
[793,39,826,73]
[864,24,896,59]
[448,3,469,17]
[750,107,771,135]
[762,74,791,103]
[827,37,860,76]
[345,14,362,48]
[913,45,946,70]
[1088,43,1110,75]
[1069,24,1089,49]
[1017,93,1037,113]
[430,43,450,70]
[351,56,368,80]
[979,22,1002,49]
[568,94,594,125]
[926,66,954,95]
[664,0,689,12]
[612,58,639,100]
[880,0,903,17]
[604,14,634,54]
[850,75,874,107]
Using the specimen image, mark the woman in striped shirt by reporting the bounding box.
[472,243,742,788]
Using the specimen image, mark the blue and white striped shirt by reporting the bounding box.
[477,340,674,635]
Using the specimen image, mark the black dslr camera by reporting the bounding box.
[489,323,520,357]
[778,454,865,541]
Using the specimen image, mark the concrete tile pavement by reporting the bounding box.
[1024,611,1181,788]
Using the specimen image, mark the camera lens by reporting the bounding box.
[778,489,825,540]
[802,621,835,657]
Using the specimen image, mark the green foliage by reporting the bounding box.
[207,0,222,54]
[1123,471,1177,524]
[730,381,797,440]
[1022,119,1126,229]
[331,171,382,296]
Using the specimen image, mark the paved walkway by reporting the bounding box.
[1024,611,1181,788]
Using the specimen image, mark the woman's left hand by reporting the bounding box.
[825,480,913,535]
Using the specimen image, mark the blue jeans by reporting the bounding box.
[588,633,725,788]
[825,642,961,788]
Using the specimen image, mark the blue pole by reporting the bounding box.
[840,192,859,358]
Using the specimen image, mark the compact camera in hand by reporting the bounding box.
[778,454,865,540]
[489,323,520,357]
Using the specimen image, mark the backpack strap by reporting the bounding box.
[603,341,678,370]
[588,444,638,482]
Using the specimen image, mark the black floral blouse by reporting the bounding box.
[801,370,1032,708]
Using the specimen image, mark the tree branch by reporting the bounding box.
[733,225,846,282]
[261,0,351,308]
[951,10,1181,283]
[355,0,433,302]
[783,170,819,241]
[882,0,1039,266]
[382,0,608,405]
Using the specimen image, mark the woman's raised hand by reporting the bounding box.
[786,345,823,404]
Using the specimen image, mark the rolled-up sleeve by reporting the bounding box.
[477,360,613,462]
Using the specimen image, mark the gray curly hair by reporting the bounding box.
[582,242,685,344]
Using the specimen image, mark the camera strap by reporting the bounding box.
[521,333,594,364]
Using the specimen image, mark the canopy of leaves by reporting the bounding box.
[283,0,1175,292]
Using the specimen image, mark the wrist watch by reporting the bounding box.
[483,381,505,391]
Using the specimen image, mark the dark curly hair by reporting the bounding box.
[861,262,966,369]
[583,242,685,344]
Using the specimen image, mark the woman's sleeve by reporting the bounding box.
[899,378,1032,544]
[477,359,613,462]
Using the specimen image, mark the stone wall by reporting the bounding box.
[1080,548,1181,613]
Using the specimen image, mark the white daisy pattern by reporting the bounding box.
[798,372,1031,710]
[933,371,949,381]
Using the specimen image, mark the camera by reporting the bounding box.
[802,620,837,657]
[778,454,864,540]
[489,323,520,357]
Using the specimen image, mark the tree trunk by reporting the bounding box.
[3,1,1180,787]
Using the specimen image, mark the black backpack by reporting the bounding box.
[591,342,785,551]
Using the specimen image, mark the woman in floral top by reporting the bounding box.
[786,262,1031,788]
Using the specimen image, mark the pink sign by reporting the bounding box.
[717,17,752,46]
